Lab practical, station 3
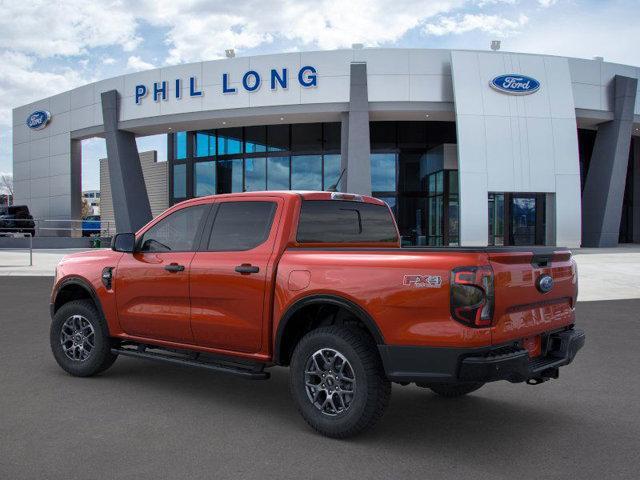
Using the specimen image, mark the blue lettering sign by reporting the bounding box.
[298,66,317,87]
[271,68,287,90]
[190,76,202,97]
[153,81,167,101]
[242,71,261,92]
[222,73,236,93]
[135,85,147,104]
[490,74,540,95]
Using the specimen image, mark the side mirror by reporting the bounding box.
[111,232,136,253]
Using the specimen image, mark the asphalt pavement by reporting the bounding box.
[1,277,639,479]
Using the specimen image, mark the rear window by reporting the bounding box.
[297,200,398,243]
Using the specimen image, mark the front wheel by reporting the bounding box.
[50,300,118,377]
[289,326,391,438]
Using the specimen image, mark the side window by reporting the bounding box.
[207,201,277,251]
[139,205,208,252]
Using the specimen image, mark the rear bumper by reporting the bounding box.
[378,327,585,384]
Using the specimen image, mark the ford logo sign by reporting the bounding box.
[536,274,554,294]
[26,110,51,130]
[490,74,540,95]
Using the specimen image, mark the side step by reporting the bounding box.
[111,345,270,380]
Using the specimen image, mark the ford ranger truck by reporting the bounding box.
[49,191,584,438]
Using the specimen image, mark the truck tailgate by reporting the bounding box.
[489,249,578,346]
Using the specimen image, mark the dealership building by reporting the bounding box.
[11,48,640,247]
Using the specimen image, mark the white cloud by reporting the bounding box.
[424,13,529,36]
[102,57,116,65]
[538,0,558,7]
[0,0,141,57]
[126,55,156,72]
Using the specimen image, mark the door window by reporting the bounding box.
[207,201,277,251]
[139,205,208,252]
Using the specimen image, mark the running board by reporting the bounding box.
[111,346,270,380]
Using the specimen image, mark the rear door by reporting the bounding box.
[488,249,578,347]
[189,197,282,353]
[115,203,210,343]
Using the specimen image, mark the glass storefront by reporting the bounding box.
[488,192,546,246]
[168,123,341,202]
[169,120,460,247]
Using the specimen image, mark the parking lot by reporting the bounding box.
[1,276,639,479]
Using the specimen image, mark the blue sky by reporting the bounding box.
[1,0,638,191]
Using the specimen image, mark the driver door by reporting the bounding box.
[115,203,210,343]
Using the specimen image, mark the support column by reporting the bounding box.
[633,138,640,243]
[342,63,371,195]
[582,75,638,247]
[101,90,152,233]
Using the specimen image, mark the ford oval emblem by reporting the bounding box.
[26,110,51,130]
[490,74,540,95]
[536,274,554,294]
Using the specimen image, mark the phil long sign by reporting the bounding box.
[490,74,540,95]
[135,66,318,105]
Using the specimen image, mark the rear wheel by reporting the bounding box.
[426,382,484,398]
[50,300,117,377]
[289,326,391,438]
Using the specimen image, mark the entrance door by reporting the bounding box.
[508,194,545,246]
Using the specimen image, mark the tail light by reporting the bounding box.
[450,265,494,327]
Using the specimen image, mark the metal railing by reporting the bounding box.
[0,218,116,237]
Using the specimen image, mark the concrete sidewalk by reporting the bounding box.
[0,246,638,301]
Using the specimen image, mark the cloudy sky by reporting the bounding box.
[1,0,638,190]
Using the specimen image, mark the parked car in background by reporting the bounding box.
[82,215,101,237]
[0,205,35,237]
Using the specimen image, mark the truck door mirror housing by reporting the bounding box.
[111,232,136,253]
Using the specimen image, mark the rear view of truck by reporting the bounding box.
[449,248,585,385]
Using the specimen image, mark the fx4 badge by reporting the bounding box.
[403,275,443,288]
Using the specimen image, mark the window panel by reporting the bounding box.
[173,164,186,198]
[194,161,216,197]
[371,153,396,192]
[291,123,322,151]
[195,131,216,157]
[217,159,243,193]
[174,131,187,160]
[140,205,208,252]
[323,154,341,190]
[207,201,276,251]
[291,155,322,190]
[245,126,267,153]
[245,157,266,191]
[267,124,289,152]
[323,123,341,151]
[217,127,243,155]
[267,156,290,190]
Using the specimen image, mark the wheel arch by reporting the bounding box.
[52,277,107,327]
[274,294,385,366]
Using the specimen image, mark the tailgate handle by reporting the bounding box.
[531,254,551,268]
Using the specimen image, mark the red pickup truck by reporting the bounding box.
[50,191,584,438]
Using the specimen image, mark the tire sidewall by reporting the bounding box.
[290,330,373,435]
[50,301,111,377]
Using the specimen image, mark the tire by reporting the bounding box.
[427,382,484,398]
[50,300,118,377]
[289,326,391,438]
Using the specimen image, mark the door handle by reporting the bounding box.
[235,264,260,274]
[164,263,185,272]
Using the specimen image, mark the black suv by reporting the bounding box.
[0,205,36,236]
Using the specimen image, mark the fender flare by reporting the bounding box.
[273,294,385,365]
[51,276,107,327]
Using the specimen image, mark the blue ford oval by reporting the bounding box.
[26,110,51,130]
[490,74,540,95]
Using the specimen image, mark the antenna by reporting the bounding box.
[327,169,346,192]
